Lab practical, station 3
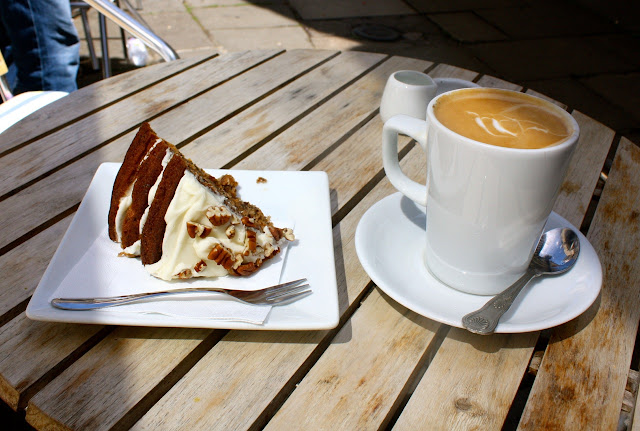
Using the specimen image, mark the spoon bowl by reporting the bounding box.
[462,227,580,335]
[533,228,580,274]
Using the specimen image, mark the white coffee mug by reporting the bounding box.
[382,88,580,295]
[380,70,437,122]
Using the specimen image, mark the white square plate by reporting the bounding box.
[26,163,338,330]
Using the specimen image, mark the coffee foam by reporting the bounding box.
[434,89,573,149]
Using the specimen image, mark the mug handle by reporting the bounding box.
[382,114,428,206]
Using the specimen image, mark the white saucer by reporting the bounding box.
[355,193,602,333]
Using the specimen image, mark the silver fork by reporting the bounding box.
[51,278,310,310]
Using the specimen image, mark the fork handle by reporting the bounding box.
[51,288,226,310]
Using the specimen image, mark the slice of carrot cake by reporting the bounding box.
[108,122,294,281]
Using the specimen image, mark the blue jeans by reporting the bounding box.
[0,0,80,94]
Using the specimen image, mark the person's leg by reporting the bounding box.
[0,0,79,94]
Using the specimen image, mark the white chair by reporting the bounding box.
[0,50,68,135]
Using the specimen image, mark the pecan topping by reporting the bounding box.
[256,177,267,184]
[208,244,234,269]
[269,226,282,241]
[241,216,257,228]
[194,260,207,273]
[186,221,211,238]
[244,230,257,255]
[283,228,295,241]
[233,253,243,269]
[206,206,232,226]
[219,174,238,194]
[264,242,275,257]
[118,251,137,258]
[176,269,193,279]
[233,262,259,276]
[225,225,236,239]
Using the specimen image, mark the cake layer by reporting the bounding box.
[108,123,294,281]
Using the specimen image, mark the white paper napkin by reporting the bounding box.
[49,229,291,325]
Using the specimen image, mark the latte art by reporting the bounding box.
[434,89,573,149]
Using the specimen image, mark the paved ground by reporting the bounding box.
[74,0,639,143]
[73,0,640,144]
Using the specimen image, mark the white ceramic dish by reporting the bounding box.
[355,192,602,333]
[27,163,339,330]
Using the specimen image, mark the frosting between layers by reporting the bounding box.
[122,148,174,256]
[114,138,163,243]
[114,184,134,243]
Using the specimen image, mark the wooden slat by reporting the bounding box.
[553,110,615,227]
[0,50,282,197]
[266,289,440,431]
[0,314,103,410]
[234,56,433,171]
[476,75,522,91]
[131,142,429,431]
[393,330,538,430]
[0,55,213,154]
[0,50,335,251]
[430,64,478,82]
[25,327,211,430]
[0,215,71,318]
[518,138,640,430]
[180,50,390,167]
[314,115,395,214]
[526,88,568,110]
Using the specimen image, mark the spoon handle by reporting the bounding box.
[462,268,538,335]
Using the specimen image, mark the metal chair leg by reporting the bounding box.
[98,13,111,78]
[79,8,100,70]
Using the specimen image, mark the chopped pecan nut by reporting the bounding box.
[283,228,295,241]
[194,260,207,273]
[186,221,211,238]
[208,244,234,269]
[269,226,282,241]
[256,177,267,184]
[241,216,257,228]
[206,206,232,226]
[264,242,275,257]
[219,174,238,194]
[234,262,259,276]
[233,253,243,269]
[118,251,137,258]
[176,269,193,279]
[225,225,236,239]
[245,230,257,254]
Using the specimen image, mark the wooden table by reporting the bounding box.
[1,49,639,430]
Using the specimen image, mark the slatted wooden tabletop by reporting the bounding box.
[1,49,639,431]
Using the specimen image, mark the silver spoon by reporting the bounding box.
[462,227,580,335]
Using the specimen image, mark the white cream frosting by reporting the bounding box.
[114,183,134,243]
[145,171,280,280]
